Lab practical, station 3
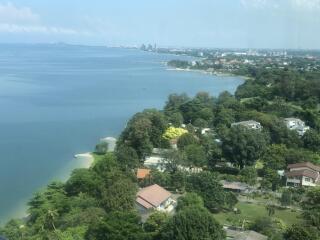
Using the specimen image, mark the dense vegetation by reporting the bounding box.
[1,65,320,239]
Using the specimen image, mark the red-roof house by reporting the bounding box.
[136,184,176,213]
[136,168,151,180]
[286,162,320,187]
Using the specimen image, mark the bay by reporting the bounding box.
[0,44,243,223]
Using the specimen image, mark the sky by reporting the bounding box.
[0,0,319,49]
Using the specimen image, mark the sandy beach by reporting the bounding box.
[74,152,94,169]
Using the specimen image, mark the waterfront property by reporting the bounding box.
[286,162,320,187]
[136,184,176,213]
[284,118,310,136]
[231,120,262,130]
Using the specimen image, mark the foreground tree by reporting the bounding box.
[301,187,320,231]
[101,177,137,212]
[176,192,204,211]
[186,171,237,212]
[159,206,225,240]
[222,126,268,169]
[85,211,146,240]
[284,225,315,240]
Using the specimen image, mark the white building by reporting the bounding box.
[284,118,310,136]
[144,148,170,171]
[231,120,262,130]
[286,162,320,187]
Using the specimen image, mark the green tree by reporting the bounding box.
[261,144,287,170]
[301,187,320,230]
[0,219,27,240]
[65,169,102,197]
[144,212,168,233]
[240,166,258,185]
[183,144,207,167]
[159,206,225,240]
[266,204,276,217]
[222,126,268,169]
[85,211,145,240]
[95,142,109,155]
[284,225,315,240]
[302,129,320,152]
[186,171,236,212]
[261,167,281,191]
[280,190,292,207]
[162,149,185,174]
[176,192,204,211]
[115,145,140,169]
[101,178,137,212]
[177,133,198,150]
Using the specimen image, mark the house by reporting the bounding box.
[231,120,262,130]
[136,184,176,213]
[136,168,151,180]
[284,118,310,136]
[144,148,171,171]
[286,162,320,187]
[225,228,268,240]
[220,180,251,193]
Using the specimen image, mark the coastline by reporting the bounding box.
[166,66,251,81]
[74,152,94,169]
[1,48,244,226]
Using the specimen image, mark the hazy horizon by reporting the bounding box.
[0,0,319,49]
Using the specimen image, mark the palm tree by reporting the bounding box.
[266,204,276,216]
[45,209,59,231]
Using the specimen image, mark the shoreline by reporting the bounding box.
[0,152,95,226]
[1,50,244,226]
[74,152,94,169]
[166,66,251,81]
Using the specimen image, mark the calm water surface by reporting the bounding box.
[0,44,243,223]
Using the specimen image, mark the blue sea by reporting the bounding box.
[0,44,243,224]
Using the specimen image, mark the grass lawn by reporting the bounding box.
[214,202,302,227]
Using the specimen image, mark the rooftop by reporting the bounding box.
[220,180,249,191]
[288,162,320,172]
[226,229,268,240]
[136,184,171,209]
[136,168,151,179]
[286,169,319,180]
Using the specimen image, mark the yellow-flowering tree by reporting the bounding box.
[163,127,188,140]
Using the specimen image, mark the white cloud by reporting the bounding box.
[0,2,39,24]
[0,2,91,36]
[241,0,320,11]
[0,23,90,35]
[291,0,320,10]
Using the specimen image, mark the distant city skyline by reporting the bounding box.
[0,0,319,49]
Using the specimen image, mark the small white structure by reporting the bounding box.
[201,128,212,135]
[144,155,166,171]
[286,162,320,187]
[284,118,310,136]
[231,120,262,130]
[100,137,117,152]
[136,184,176,213]
[144,148,170,171]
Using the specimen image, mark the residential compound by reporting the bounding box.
[286,162,320,187]
[284,118,310,136]
[231,120,262,130]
